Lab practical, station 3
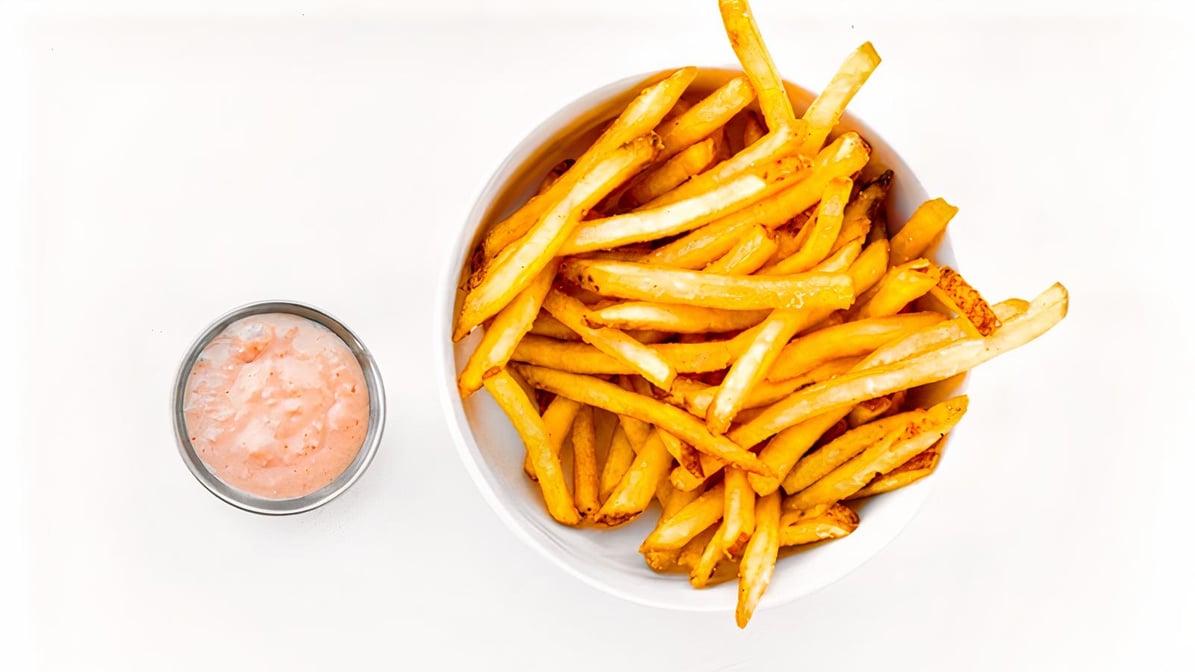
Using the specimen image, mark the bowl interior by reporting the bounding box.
[439,68,964,611]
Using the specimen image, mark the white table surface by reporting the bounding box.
[5,1,1193,670]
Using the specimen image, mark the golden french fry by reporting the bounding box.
[928,266,1001,337]
[562,259,855,312]
[657,76,756,161]
[847,389,907,427]
[767,176,852,275]
[478,68,697,262]
[833,170,892,252]
[534,159,575,197]
[522,394,584,480]
[859,317,971,369]
[799,42,882,155]
[851,259,940,320]
[661,481,703,520]
[458,260,559,397]
[848,438,943,499]
[811,236,863,273]
[787,396,968,508]
[660,430,704,480]
[615,378,654,453]
[456,134,661,340]
[644,131,871,268]
[600,424,636,501]
[514,364,775,476]
[741,356,863,409]
[595,429,675,526]
[670,453,722,491]
[767,312,946,382]
[572,405,601,516]
[730,283,1068,449]
[890,197,959,266]
[510,332,757,376]
[779,502,859,546]
[624,136,718,207]
[586,302,770,334]
[543,290,677,389]
[780,408,922,495]
[735,490,781,629]
[718,0,797,132]
[993,298,1031,321]
[641,482,726,551]
[720,468,757,555]
[691,522,728,588]
[528,311,580,340]
[678,526,720,572]
[846,239,890,297]
[484,370,580,525]
[705,225,779,275]
[749,410,846,496]
[742,110,766,148]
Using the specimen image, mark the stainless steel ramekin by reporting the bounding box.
[172,301,386,515]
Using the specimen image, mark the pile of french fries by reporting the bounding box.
[454,0,1067,628]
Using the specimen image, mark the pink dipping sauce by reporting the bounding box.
[183,313,370,499]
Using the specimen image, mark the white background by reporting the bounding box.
[4,0,1193,669]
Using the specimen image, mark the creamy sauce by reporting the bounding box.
[183,313,370,499]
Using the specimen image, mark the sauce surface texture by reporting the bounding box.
[183,313,369,499]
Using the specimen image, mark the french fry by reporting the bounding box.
[644,131,871,268]
[786,395,968,508]
[522,394,584,480]
[779,503,860,546]
[833,170,892,252]
[615,379,654,453]
[572,405,601,516]
[847,389,907,426]
[718,0,797,132]
[478,67,697,262]
[543,290,677,389]
[766,176,852,275]
[670,453,722,491]
[562,259,855,312]
[678,526,720,571]
[564,155,804,254]
[735,490,781,628]
[927,266,1001,336]
[742,110,766,147]
[846,239,890,297]
[860,317,971,369]
[740,356,863,409]
[691,522,727,588]
[780,408,922,495]
[640,482,726,552]
[595,429,675,526]
[705,225,779,275]
[799,42,882,155]
[749,410,846,496]
[484,370,580,525]
[660,429,704,479]
[766,312,946,382]
[720,468,757,555]
[657,75,756,161]
[456,134,661,339]
[528,311,580,340]
[514,364,775,476]
[585,303,770,334]
[890,197,959,266]
[534,159,575,197]
[730,283,1068,449]
[811,236,863,273]
[458,260,558,396]
[851,259,941,320]
[510,332,756,376]
[661,480,703,520]
[994,298,1031,321]
[600,425,636,501]
[848,438,942,499]
[624,136,718,207]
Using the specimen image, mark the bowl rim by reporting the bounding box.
[436,67,961,611]
[173,300,386,515]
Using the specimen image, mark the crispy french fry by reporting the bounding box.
[691,522,727,587]
[742,110,766,147]
[767,312,946,382]
[799,42,882,155]
[928,266,1001,336]
[749,410,846,495]
[787,396,968,508]
[528,311,580,340]
[600,424,636,501]
[456,134,661,340]
[644,131,871,268]
[660,430,704,479]
[780,408,921,495]
[678,526,720,571]
[860,317,971,369]
[484,370,580,525]
[458,260,558,396]
[846,239,890,297]
[851,259,941,320]
[994,298,1031,321]
[705,225,779,275]
[730,283,1068,448]
[626,137,718,207]
[662,481,703,520]
[847,389,907,427]
[572,405,601,516]
[741,356,863,409]
[718,0,797,132]
[514,364,774,476]
[657,76,756,161]
[595,429,675,526]
[523,394,584,480]
[534,159,575,197]
[767,176,852,274]
[562,259,855,312]
[543,290,676,389]
[890,197,959,266]
[478,68,696,262]
[641,482,726,551]
[586,303,770,334]
[721,468,757,555]
[510,332,755,376]
[670,453,722,491]
[847,438,943,499]
[735,490,781,629]
[833,170,892,252]
[779,502,859,546]
[811,236,863,273]
[615,379,654,453]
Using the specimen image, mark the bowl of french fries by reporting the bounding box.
[439,0,1067,627]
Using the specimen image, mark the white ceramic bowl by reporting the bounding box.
[438,68,964,611]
